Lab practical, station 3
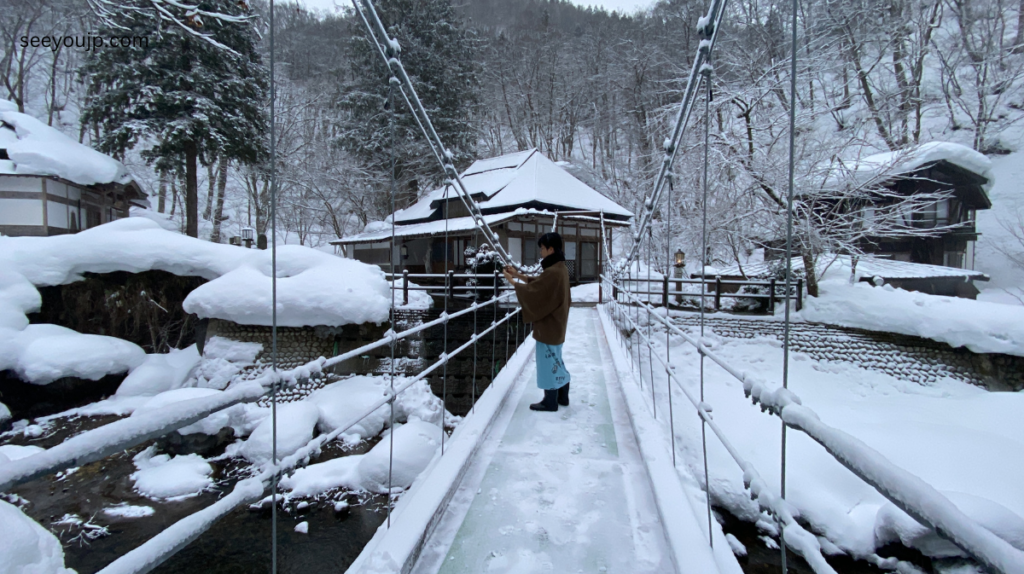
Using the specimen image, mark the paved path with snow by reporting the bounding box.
[412,308,672,574]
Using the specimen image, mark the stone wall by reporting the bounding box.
[670,313,1024,391]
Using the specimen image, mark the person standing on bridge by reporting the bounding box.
[503,232,571,412]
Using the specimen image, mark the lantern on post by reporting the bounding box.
[673,250,685,278]
[241,226,255,249]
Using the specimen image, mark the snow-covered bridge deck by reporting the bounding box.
[349,307,737,574]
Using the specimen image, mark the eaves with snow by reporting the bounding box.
[0,219,391,385]
[0,100,133,187]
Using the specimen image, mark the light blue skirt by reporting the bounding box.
[536,341,571,390]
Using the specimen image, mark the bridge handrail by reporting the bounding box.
[97,307,523,574]
[606,275,1024,574]
[0,291,518,493]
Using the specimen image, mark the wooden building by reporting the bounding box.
[332,149,633,283]
[0,103,144,236]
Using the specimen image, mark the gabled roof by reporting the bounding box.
[394,149,633,224]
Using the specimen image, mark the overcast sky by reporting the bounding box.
[293,0,655,16]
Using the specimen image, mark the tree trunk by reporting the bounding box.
[185,143,199,238]
[1015,0,1024,53]
[801,249,819,297]
[203,160,215,220]
[211,158,229,243]
[170,178,178,217]
[157,175,167,213]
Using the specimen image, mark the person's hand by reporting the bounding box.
[502,269,516,284]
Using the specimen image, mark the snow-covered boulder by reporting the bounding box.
[308,377,391,440]
[0,444,45,462]
[0,500,75,574]
[116,345,201,397]
[240,400,320,464]
[357,418,440,493]
[131,446,213,500]
[0,324,145,385]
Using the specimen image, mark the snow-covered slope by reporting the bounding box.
[975,149,1024,305]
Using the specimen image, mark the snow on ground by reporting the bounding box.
[975,149,1024,305]
[392,279,434,310]
[130,446,214,500]
[570,282,601,303]
[0,444,45,464]
[0,500,75,574]
[626,306,1024,561]
[799,275,1024,357]
[193,337,262,391]
[0,217,390,385]
[102,504,155,519]
[238,400,320,464]
[0,402,10,426]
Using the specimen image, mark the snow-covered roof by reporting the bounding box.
[831,141,993,192]
[0,100,134,187]
[393,149,633,224]
[0,218,392,384]
[698,254,989,282]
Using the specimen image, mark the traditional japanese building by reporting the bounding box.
[333,149,633,284]
[0,101,145,237]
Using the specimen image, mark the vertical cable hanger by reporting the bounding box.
[646,228,655,418]
[780,0,801,569]
[699,63,714,547]
[441,185,450,455]
[268,0,279,570]
[386,78,398,529]
[666,175,676,465]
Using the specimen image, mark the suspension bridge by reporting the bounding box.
[1,0,1022,573]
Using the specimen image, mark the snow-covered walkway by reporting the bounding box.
[411,308,674,573]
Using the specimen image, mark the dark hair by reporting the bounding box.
[537,232,563,254]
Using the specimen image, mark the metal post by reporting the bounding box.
[796,278,803,311]
[663,276,669,309]
[769,278,777,314]
[448,269,455,300]
[403,268,409,306]
[714,276,722,311]
[599,211,606,303]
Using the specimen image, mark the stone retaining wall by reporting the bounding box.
[670,313,1024,391]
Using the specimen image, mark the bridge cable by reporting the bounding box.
[387,78,398,529]
[269,0,279,569]
[699,68,714,548]
[442,186,450,455]
[665,175,676,466]
[780,0,801,569]
[646,228,656,418]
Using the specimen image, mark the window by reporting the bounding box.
[0,149,8,160]
[509,237,522,262]
[580,242,598,278]
[70,212,78,232]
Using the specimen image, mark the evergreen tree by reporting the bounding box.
[80,0,268,238]
[339,0,481,209]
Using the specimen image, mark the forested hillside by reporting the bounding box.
[3,0,1023,294]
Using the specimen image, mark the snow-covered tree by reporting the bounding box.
[338,0,482,207]
[79,0,268,238]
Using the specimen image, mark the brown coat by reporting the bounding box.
[513,261,571,345]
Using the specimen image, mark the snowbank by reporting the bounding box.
[116,345,201,397]
[131,388,238,436]
[131,446,214,500]
[0,217,390,384]
[801,278,1024,356]
[0,500,74,574]
[392,279,433,310]
[193,337,262,391]
[0,100,132,186]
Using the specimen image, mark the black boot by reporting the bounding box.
[530,389,559,412]
[557,383,570,406]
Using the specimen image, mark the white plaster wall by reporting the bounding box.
[47,200,68,228]
[0,175,42,192]
[0,198,42,225]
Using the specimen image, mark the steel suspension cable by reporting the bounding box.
[665,175,676,466]
[623,0,730,266]
[442,186,450,455]
[646,228,655,418]
[387,79,397,528]
[780,0,800,569]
